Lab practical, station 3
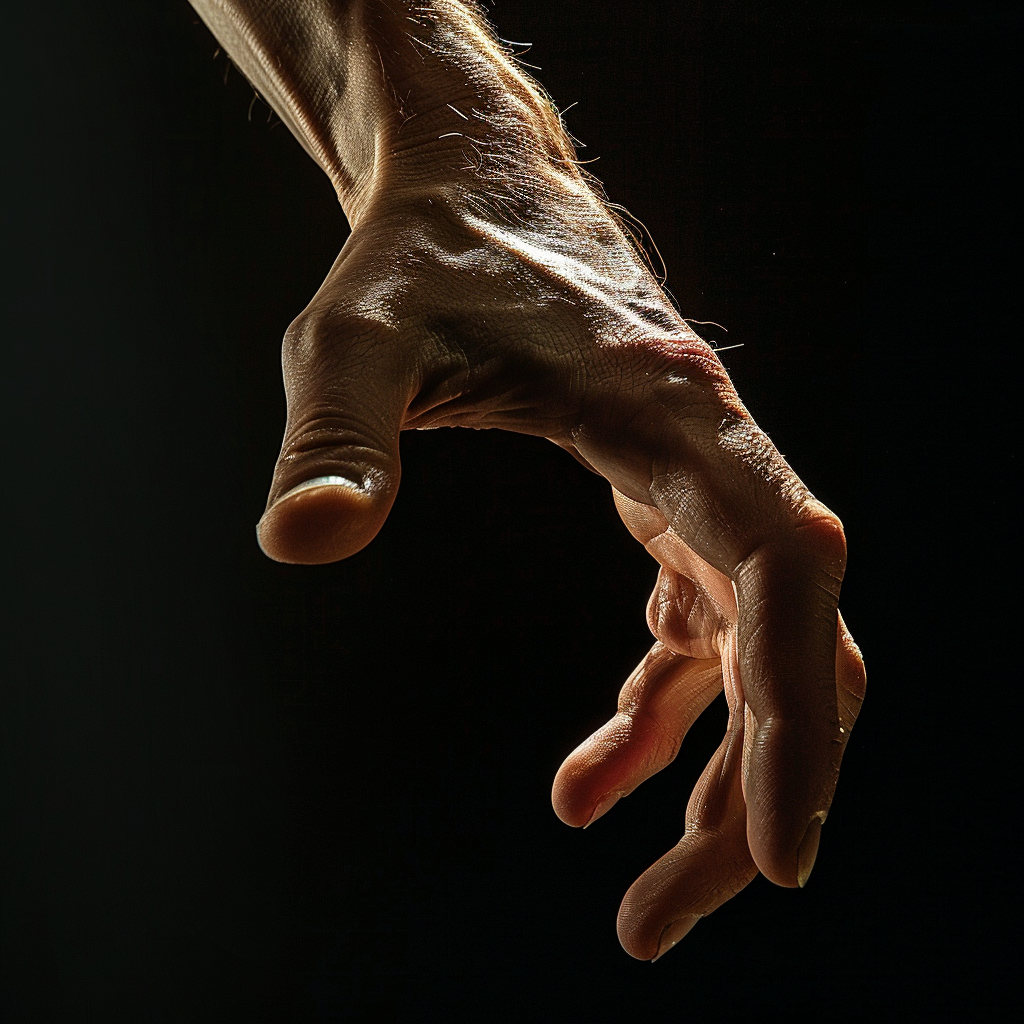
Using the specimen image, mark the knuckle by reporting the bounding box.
[282,305,394,370]
[282,305,331,357]
[644,343,742,416]
[793,504,848,571]
[590,338,736,415]
[646,569,696,649]
[645,569,723,659]
[739,503,849,597]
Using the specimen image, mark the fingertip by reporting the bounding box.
[747,832,797,888]
[550,788,585,828]
[256,476,395,564]
[582,790,625,829]
[550,764,602,828]
[748,809,827,889]
[651,915,700,962]
[741,704,838,886]
[616,900,661,961]
[551,786,625,829]
[550,713,643,828]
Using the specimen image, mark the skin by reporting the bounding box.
[188,0,866,961]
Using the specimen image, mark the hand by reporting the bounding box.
[189,0,865,962]
[254,176,866,960]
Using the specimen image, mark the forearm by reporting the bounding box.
[189,0,587,223]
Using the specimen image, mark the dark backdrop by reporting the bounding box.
[4,1,1017,1020]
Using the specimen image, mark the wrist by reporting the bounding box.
[197,1,594,225]
[337,2,592,224]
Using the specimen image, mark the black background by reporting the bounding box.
[4,1,1017,1020]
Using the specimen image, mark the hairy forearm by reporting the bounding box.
[189,0,588,223]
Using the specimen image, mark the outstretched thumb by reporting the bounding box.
[256,307,416,564]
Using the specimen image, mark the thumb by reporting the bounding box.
[256,307,416,564]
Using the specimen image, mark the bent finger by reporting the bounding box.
[730,516,850,887]
[551,643,721,828]
[617,635,757,960]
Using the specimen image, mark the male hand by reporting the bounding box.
[193,0,865,962]
[254,182,865,960]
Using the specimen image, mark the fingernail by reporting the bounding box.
[270,475,363,508]
[652,915,700,962]
[582,791,624,829]
[797,816,825,888]
[257,476,364,540]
